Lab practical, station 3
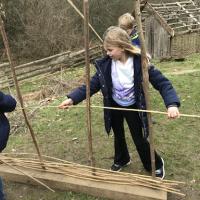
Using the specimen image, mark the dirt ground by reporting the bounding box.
[2,180,200,200]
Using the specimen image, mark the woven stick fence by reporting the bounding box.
[0,45,102,89]
[0,153,185,197]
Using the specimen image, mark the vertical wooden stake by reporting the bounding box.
[133,0,156,178]
[83,0,95,168]
[0,17,45,170]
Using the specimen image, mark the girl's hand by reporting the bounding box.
[167,106,180,119]
[58,98,73,109]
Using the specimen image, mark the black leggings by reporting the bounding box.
[111,101,162,171]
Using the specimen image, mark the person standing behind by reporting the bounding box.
[0,91,17,200]
[118,13,140,48]
[58,26,180,179]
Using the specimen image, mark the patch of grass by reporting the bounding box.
[3,53,200,199]
[153,53,200,73]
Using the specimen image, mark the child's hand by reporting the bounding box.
[167,106,180,119]
[58,98,73,109]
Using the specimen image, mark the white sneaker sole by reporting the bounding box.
[161,158,165,180]
[155,158,165,180]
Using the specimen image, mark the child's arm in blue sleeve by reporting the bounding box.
[0,91,17,113]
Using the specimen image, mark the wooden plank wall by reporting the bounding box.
[145,17,171,59]
[153,19,171,58]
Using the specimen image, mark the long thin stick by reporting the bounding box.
[133,0,156,177]
[1,153,185,184]
[83,0,95,168]
[0,157,54,192]
[15,104,200,119]
[0,17,45,169]
[66,0,103,43]
[0,155,185,196]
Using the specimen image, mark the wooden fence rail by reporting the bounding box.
[0,46,103,89]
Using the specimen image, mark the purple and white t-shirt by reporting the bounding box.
[111,57,135,106]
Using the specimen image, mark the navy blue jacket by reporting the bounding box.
[130,29,140,48]
[67,55,180,137]
[0,91,16,152]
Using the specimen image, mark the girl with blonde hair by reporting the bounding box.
[103,26,140,55]
[118,13,140,47]
[59,26,180,179]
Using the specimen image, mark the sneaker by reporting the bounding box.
[155,158,165,180]
[110,160,131,172]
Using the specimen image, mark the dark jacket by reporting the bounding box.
[67,55,180,137]
[0,91,17,152]
[130,29,140,47]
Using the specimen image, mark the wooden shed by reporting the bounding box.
[142,0,200,59]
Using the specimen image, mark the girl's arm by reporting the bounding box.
[148,65,180,108]
[148,65,180,119]
[59,72,101,108]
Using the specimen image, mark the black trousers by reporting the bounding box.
[111,101,162,171]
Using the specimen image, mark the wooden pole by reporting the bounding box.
[83,0,95,167]
[13,51,71,70]
[67,0,103,43]
[0,17,45,170]
[133,0,156,178]
[132,0,148,17]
